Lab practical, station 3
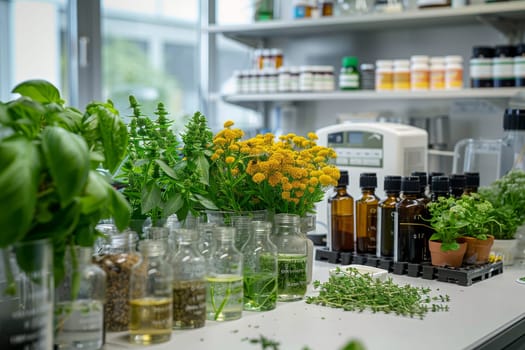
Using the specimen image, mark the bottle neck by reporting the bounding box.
[385,191,400,198]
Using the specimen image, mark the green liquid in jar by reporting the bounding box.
[243,271,277,311]
[277,254,307,302]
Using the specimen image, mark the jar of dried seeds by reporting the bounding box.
[94,229,140,332]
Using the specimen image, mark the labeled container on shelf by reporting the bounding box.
[470,46,495,88]
[430,56,446,90]
[515,44,525,87]
[339,56,360,90]
[375,60,393,91]
[393,59,410,91]
[278,66,291,92]
[445,55,463,90]
[411,55,430,91]
[360,63,375,90]
[294,0,313,18]
[493,45,516,87]
[300,65,314,91]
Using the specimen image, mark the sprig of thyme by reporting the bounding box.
[305,267,450,319]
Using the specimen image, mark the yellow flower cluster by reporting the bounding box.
[209,120,340,216]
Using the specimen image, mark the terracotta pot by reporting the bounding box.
[429,240,467,268]
[463,235,494,265]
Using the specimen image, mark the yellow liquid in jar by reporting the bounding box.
[129,298,172,345]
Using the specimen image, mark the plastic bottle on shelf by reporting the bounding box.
[313,66,324,91]
[393,59,410,91]
[299,66,314,91]
[493,45,516,88]
[289,66,300,91]
[323,66,335,91]
[248,70,258,93]
[272,48,284,68]
[320,0,334,16]
[445,55,464,90]
[360,63,375,90]
[278,66,291,92]
[294,0,313,18]
[430,56,446,91]
[515,44,525,87]
[339,56,360,90]
[375,60,394,91]
[234,70,242,94]
[267,68,278,93]
[470,46,495,88]
[411,55,430,91]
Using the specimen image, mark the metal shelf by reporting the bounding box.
[222,88,525,105]
[206,1,525,40]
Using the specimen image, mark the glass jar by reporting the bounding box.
[55,246,106,350]
[232,215,252,252]
[206,227,243,321]
[93,230,140,332]
[145,226,172,256]
[171,229,207,329]
[0,239,53,350]
[242,221,278,311]
[300,215,316,284]
[272,213,307,302]
[129,240,173,345]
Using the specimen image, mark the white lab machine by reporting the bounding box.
[315,122,428,243]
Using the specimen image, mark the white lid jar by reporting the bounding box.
[375,60,393,91]
[445,55,464,90]
[393,59,410,91]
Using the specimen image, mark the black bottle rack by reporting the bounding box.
[315,247,504,287]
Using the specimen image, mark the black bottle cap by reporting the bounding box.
[465,172,480,188]
[494,45,516,58]
[338,170,349,186]
[360,172,377,189]
[401,176,420,194]
[472,46,495,58]
[428,171,444,186]
[384,175,402,192]
[517,44,525,56]
[450,174,466,189]
[411,171,427,189]
[431,176,450,193]
[503,109,525,131]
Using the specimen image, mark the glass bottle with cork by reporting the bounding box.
[339,56,360,90]
[242,221,278,312]
[328,170,354,252]
[355,173,379,255]
[171,228,207,329]
[272,213,308,302]
[378,175,401,258]
[395,176,427,263]
[129,240,173,345]
[206,227,243,321]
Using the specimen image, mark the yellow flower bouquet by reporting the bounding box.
[208,121,340,216]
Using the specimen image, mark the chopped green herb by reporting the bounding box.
[305,267,450,319]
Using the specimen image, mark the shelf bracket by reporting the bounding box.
[476,15,524,44]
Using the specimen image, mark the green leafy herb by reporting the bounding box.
[243,335,280,350]
[306,267,450,319]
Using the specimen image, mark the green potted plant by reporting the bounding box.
[0,80,131,346]
[427,196,467,267]
[479,170,525,265]
[117,97,217,233]
[452,194,497,265]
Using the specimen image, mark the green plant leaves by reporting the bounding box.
[156,159,177,179]
[196,154,210,185]
[41,126,90,207]
[12,79,62,104]
[0,136,40,247]
[141,181,162,215]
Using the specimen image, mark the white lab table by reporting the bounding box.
[106,259,525,350]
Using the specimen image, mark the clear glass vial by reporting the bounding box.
[242,221,278,312]
[206,227,243,321]
[272,213,308,302]
[129,240,173,345]
[55,246,106,350]
[171,229,207,329]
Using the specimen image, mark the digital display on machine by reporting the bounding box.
[348,132,363,145]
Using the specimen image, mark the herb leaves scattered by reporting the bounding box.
[305,267,450,319]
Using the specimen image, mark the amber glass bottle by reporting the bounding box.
[411,171,431,262]
[395,176,427,263]
[378,176,401,258]
[464,172,480,195]
[449,174,466,198]
[356,173,379,254]
[329,170,354,252]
